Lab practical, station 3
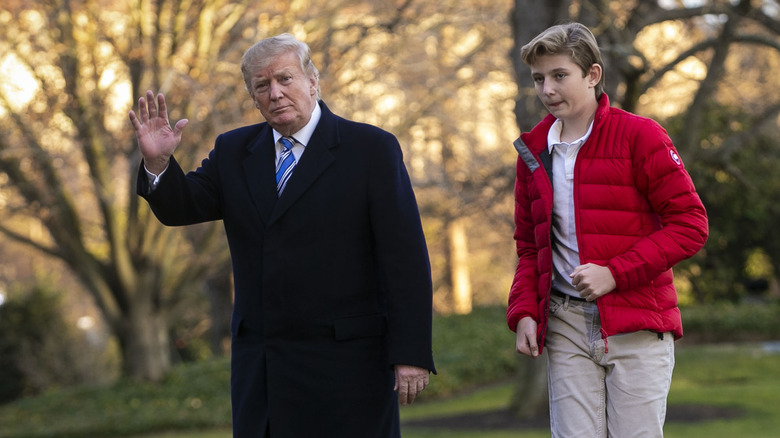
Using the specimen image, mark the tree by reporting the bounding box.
[0,0,259,381]
[0,0,523,382]
[304,0,521,313]
[509,0,780,418]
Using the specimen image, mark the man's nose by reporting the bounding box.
[269,82,283,100]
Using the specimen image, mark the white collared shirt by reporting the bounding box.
[548,118,593,297]
[272,101,321,163]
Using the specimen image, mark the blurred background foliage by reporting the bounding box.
[0,0,779,419]
[0,277,119,404]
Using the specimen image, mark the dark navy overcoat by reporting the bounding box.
[139,102,435,437]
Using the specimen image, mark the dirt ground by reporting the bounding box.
[404,404,744,430]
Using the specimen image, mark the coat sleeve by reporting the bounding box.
[507,155,543,332]
[137,148,223,226]
[607,119,709,291]
[366,131,436,373]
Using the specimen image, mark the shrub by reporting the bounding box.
[0,282,113,404]
[423,306,518,399]
[681,302,780,343]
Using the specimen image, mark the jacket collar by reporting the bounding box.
[521,93,611,155]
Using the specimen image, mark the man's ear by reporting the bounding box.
[309,76,318,97]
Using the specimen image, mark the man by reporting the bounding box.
[506,23,708,437]
[130,33,435,437]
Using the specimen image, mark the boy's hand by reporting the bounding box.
[570,263,616,301]
[515,317,539,357]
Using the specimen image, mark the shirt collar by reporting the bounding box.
[272,101,322,147]
[547,118,594,153]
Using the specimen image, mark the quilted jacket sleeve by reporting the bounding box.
[607,118,709,291]
[507,155,543,332]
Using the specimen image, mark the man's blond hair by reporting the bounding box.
[241,33,321,100]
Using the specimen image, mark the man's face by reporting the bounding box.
[248,50,318,136]
[529,54,599,126]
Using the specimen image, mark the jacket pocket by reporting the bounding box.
[333,314,387,341]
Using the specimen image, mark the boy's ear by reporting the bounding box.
[588,63,602,87]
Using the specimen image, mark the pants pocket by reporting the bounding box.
[549,294,562,315]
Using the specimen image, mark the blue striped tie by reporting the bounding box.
[275,137,296,195]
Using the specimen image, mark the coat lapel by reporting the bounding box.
[268,103,338,225]
[243,125,278,225]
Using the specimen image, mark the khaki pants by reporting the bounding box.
[546,293,674,438]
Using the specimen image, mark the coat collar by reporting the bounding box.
[243,100,338,226]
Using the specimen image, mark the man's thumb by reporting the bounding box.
[173,119,189,137]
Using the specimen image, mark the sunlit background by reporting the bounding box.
[1,2,780,434]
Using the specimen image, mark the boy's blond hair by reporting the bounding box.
[520,22,605,99]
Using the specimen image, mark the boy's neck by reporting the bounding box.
[559,99,598,143]
[560,117,594,143]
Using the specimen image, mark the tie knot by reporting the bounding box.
[280,137,295,151]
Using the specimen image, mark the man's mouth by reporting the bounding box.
[269,103,291,115]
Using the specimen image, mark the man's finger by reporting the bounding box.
[137,96,149,122]
[157,92,168,121]
[146,90,157,117]
[413,380,426,402]
[129,110,141,130]
[174,118,189,133]
[398,382,410,405]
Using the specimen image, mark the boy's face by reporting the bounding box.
[529,54,601,126]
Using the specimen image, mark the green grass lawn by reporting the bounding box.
[401,341,780,438]
[144,342,780,438]
[662,342,780,438]
[0,305,778,438]
[129,341,780,438]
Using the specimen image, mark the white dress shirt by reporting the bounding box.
[272,101,321,166]
[548,118,593,297]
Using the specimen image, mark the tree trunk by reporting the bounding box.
[448,218,472,315]
[205,269,233,356]
[508,0,576,419]
[511,0,572,130]
[508,352,549,419]
[116,307,171,382]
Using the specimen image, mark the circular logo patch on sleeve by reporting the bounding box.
[670,149,682,166]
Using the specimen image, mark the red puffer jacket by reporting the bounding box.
[506,94,708,351]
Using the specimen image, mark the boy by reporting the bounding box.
[506,22,708,437]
